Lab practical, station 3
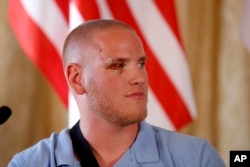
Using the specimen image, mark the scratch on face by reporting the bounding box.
[105,57,113,66]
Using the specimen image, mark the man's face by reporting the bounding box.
[84,28,148,126]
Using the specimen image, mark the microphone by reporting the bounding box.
[0,106,12,125]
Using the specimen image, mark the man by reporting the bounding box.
[8,19,225,167]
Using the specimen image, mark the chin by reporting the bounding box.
[115,109,147,126]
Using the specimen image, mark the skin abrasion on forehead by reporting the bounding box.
[96,36,144,68]
[93,43,113,67]
[98,56,114,68]
[104,57,113,66]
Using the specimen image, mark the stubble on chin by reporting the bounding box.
[86,78,147,126]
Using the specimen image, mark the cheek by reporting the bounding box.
[88,67,126,92]
[98,76,122,89]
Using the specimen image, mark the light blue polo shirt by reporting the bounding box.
[8,121,225,167]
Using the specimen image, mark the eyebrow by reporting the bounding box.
[102,55,147,67]
[109,56,147,63]
[139,56,147,62]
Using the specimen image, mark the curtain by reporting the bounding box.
[0,0,249,166]
[176,0,250,164]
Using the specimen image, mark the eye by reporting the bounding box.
[137,60,146,69]
[110,62,125,70]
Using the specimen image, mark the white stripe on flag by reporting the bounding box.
[146,88,175,130]
[69,1,85,31]
[68,92,80,127]
[21,0,68,56]
[96,0,114,19]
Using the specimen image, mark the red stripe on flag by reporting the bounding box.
[107,0,192,129]
[154,0,183,47]
[55,0,70,24]
[8,0,68,107]
[72,0,100,20]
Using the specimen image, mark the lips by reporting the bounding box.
[126,91,146,99]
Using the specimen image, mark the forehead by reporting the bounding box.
[92,28,145,60]
[93,27,136,45]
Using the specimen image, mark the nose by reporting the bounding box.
[128,67,147,86]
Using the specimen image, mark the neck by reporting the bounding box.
[79,114,139,167]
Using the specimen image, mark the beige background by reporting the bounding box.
[0,0,250,166]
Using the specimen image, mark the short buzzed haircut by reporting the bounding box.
[62,19,134,68]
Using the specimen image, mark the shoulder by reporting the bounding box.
[152,124,207,149]
[141,121,209,149]
[139,122,225,166]
[8,129,75,167]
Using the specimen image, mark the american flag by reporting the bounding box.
[8,0,196,130]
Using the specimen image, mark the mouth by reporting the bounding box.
[125,91,146,99]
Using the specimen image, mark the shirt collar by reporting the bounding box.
[55,122,161,166]
[55,129,79,166]
[133,121,160,163]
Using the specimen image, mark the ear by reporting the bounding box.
[65,63,85,94]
